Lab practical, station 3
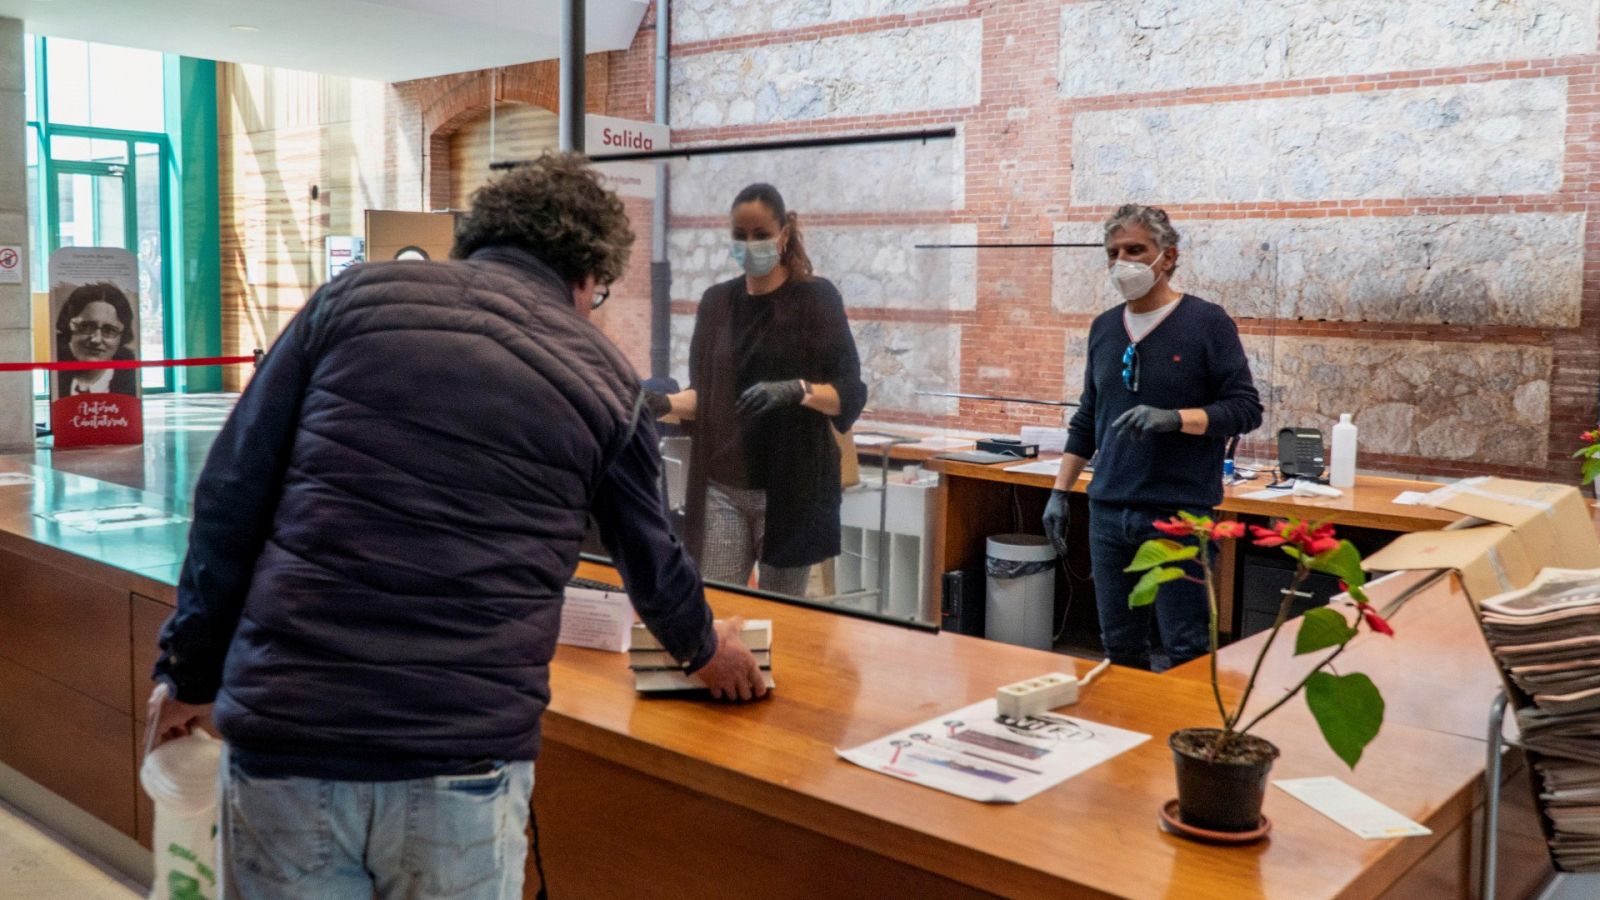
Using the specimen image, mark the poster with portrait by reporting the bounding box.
[48,247,144,448]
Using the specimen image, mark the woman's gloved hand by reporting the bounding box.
[642,390,672,419]
[736,380,806,417]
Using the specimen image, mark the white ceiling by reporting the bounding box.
[0,0,650,82]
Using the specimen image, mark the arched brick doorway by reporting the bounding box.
[421,58,611,210]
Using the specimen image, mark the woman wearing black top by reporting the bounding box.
[648,184,868,596]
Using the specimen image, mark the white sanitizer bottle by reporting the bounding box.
[1330,413,1357,488]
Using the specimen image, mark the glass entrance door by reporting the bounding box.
[47,132,171,390]
[55,164,130,249]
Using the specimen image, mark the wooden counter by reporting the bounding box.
[0,459,188,884]
[1166,570,1500,740]
[0,399,1554,897]
[929,458,1461,640]
[535,560,1544,899]
[931,458,1458,534]
[1162,569,1551,897]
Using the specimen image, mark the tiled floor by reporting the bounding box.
[0,801,142,900]
[1547,871,1600,899]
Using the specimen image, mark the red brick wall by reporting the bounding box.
[218,3,1600,483]
[634,0,1600,482]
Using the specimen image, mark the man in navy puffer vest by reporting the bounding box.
[146,153,765,900]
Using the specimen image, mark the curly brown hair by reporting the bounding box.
[452,151,635,285]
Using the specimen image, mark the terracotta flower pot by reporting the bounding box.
[1169,728,1280,833]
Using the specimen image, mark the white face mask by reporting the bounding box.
[730,239,781,277]
[1107,257,1158,301]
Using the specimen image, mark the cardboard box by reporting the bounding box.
[1364,477,1600,605]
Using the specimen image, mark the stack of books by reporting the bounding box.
[1482,568,1600,871]
[629,619,774,694]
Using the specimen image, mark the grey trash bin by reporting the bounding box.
[985,534,1056,650]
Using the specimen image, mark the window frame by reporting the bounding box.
[28,36,180,394]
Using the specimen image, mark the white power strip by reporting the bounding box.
[995,660,1112,719]
[996,673,1080,719]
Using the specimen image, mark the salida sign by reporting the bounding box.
[597,126,656,151]
[585,115,669,199]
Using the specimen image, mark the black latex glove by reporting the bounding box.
[1042,489,1071,558]
[736,380,806,417]
[1112,405,1182,440]
[642,390,672,419]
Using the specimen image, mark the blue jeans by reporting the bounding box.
[1088,501,1213,671]
[219,748,535,900]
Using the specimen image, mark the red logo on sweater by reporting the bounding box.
[1172,354,1182,363]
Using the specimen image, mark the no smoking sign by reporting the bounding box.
[0,245,21,284]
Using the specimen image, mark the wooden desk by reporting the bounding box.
[931,458,1457,535]
[929,459,1459,639]
[0,462,1550,899]
[1166,570,1502,741]
[1163,569,1551,898]
[0,398,1555,897]
[535,560,1539,898]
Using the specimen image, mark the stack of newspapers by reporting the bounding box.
[1483,568,1600,871]
[629,620,774,694]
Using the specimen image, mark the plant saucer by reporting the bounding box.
[1159,799,1271,845]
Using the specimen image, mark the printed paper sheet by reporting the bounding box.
[837,699,1148,803]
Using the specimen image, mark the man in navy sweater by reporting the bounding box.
[1042,205,1262,670]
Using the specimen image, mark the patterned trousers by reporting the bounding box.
[699,482,812,597]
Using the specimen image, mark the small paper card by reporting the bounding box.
[1239,487,1293,500]
[1004,458,1062,478]
[1274,776,1432,839]
[558,586,633,653]
[41,505,186,532]
[908,436,973,450]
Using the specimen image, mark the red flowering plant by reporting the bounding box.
[1573,429,1600,486]
[1128,512,1392,767]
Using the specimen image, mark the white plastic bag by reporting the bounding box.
[140,731,222,900]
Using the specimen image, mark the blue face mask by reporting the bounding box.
[730,239,781,277]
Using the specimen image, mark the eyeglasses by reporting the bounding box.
[591,284,612,311]
[1121,342,1139,393]
[69,320,125,341]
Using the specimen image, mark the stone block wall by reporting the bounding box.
[215,1,1600,481]
[637,0,1600,480]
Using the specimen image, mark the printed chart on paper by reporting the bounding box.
[837,699,1148,803]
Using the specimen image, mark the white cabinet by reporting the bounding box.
[831,475,938,622]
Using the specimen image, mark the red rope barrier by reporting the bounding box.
[0,355,254,372]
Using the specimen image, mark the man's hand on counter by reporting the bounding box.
[694,617,770,702]
[144,682,212,753]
